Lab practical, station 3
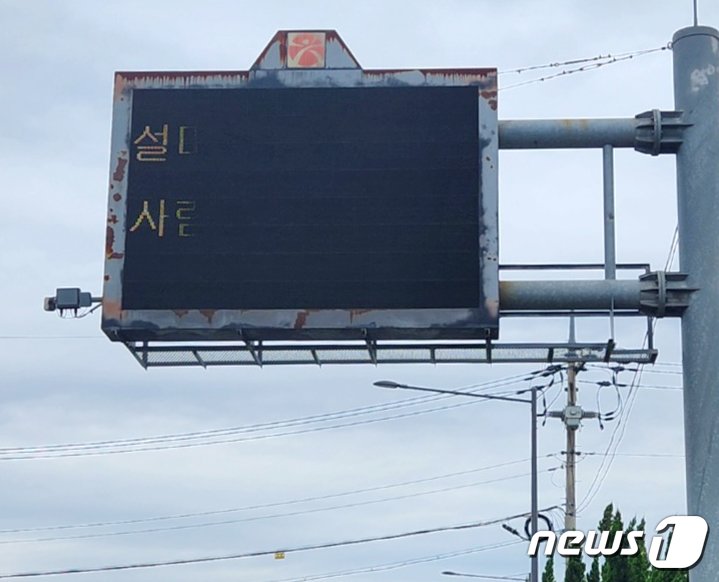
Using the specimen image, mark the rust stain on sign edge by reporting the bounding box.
[480,90,498,111]
[105,225,124,260]
[112,156,128,182]
[103,299,122,321]
[294,311,309,329]
[349,309,373,322]
[200,309,216,323]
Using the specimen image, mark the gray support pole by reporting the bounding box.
[565,365,577,533]
[602,146,616,280]
[673,25,719,581]
[530,387,539,582]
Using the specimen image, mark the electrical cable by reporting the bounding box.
[499,47,666,76]
[0,467,560,545]
[500,45,671,91]
[0,395,519,460]
[0,375,537,460]
[0,373,532,451]
[625,383,682,391]
[542,383,564,418]
[586,363,683,376]
[73,304,102,319]
[580,451,684,459]
[587,376,622,425]
[640,368,683,376]
[576,345,645,513]
[0,508,559,579]
[576,227,681,514]
[650,362,682,368]
[264,540,522,582]
[0,456,544,534]
[579,379,682,392]
[597,362,682,371]
[665,226,680,271]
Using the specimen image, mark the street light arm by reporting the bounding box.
[372,379,540,582]
[372,381,531,404]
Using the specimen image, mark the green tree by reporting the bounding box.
[602,508,631,582]
[599,503,614,532]
[564,553,586,582]
[542,555,556,582]
[591,503,690,582]
[649,569,688,582]
[627,518,651,582]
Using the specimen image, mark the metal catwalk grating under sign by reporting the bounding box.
[124,340,657,368]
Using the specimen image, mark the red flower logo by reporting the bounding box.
[287,32,326,68]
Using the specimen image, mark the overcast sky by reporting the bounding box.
[1,1,717,581]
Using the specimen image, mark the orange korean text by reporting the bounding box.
[133,124,197,162]
[129,199,196,237]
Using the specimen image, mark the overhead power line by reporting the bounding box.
[641,368,683,376]
[0,467,560,545]
[0,508,557,579]
[0,395,500,460]
[580,451,684,459]
[500,46,665,75]
[576,226,681,514]
[578,379,682,391]
[500,44,671,91]
[265,540,522,582]
[0,455,545,534]
[577,337,647,513]
[0,373,540,460]
[586,363,683,376]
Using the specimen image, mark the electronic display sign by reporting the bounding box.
[102,30,498,342]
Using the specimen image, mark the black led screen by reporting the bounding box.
[122,86,480,311]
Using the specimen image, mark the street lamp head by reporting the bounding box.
[373,380,403,389]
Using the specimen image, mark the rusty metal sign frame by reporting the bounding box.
[122,339,657,369]
[102,30,499,344]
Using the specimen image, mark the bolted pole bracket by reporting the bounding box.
[639,271,696,317]
[634,109,689,155]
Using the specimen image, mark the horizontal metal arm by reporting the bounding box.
[500,279,639,311]
[499,110,686,154]
[499,272,693,316]
[500,118,636,149]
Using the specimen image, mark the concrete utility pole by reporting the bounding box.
[565,364,578,532]
[547,362,597,535]
[673,25,719,582]
[545,321,594,535]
